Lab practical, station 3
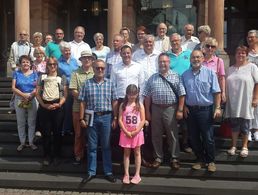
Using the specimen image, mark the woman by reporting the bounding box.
[32,47,46,75]
[12,55,38,151]
[31,32,45,61]
[91,33,110,61]
[132,26,148,52]
[226,46,258,158]
[120,27,133,47]
[203,37,226,103]
[194,25,211,51]
[36,57,67,165]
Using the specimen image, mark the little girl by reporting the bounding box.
[118,84,145,184]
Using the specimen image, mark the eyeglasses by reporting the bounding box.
[47,63,57,66]
[95,67,105,71]
[205,44,216,49]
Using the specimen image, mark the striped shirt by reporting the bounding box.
[143,71,186,105]
[105,50,122,78]
[78,77,117,112]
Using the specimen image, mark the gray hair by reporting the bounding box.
[198,25,211,35]
[170,33,182,40]
[33,32,43,38]
[144,34,155,42]
[248,30,258,37]
[93,32,104,41]
[59,41,71,51]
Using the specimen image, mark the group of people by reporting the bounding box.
[8,22,258,185]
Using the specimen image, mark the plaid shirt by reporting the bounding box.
[143,70,186,105]
[78,77,117,112]
[105,50,122,78]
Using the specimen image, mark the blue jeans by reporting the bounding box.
[186,105,215,163]
[62,93,74,133]
[87,113,112,176]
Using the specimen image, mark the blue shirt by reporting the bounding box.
[58,56,79,84]
[78,77,118,112]
[45,41,62,59]
[182,66,221,106]
[143,71,186,105]
[167,50,191,75]
[13,70,38,93]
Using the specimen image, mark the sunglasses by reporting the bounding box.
[205,44,216,49]
[47,63,57,66]
[95,67,105,71]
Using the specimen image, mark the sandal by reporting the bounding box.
[17,144,25,152]
[240,147,248,158]
[122,175,130,184]
[227,147,236,155]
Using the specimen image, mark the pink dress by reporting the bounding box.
[119,104,144,148]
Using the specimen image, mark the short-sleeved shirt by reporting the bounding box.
[143,71,186,105]
[182,66,221,106]
[58,55,79,84]
[69,67,94,112]
[37,74,67,101]
[78,77,117,112]
[105,50,122,78]
[45,41,62,59]
[91,46,110,61]
[167,50,191,75]
[225,63,258,119]
[13,70,38,93]
[203,55,225,76]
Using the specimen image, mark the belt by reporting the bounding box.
[94,111,112,116]
[187,105,213,110]
[42,99,60,104]
[153,103,176,108]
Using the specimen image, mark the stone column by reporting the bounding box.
[208,0,229,67]
[15,0,30,41]
[108,0,122,48]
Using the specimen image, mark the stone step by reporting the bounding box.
[0,107,13,114]
[0,171,257,195]
[0,82,11,88]
[0,113,16,121]
[0,121,17,131]
[0,88,12,94]
[0,157,258,181]
[0,94,12,100]
[0,77,12,82]
[0,100,10,107]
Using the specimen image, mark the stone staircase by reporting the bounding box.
[0,77,258,195]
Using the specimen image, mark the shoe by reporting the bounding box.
[105,174,116,183]
[240,147,248,158]
[53,157,61,166]
[131,175,141,184]
[207,162,216,172]
[227,147,237,155]
[142,158,152,168]
[248,132,253,141]
[151,160,161,168]
[30,144,38,150]
[182,144,192,153]
[170,160,180,170]
[122,175,130,184]
[17,144,25,152]
[254,132,258,141]
[42,158,51,166]
[73,157,81,165]
[192,162,203,170]
[35,131,42,137]
[81,174,95,183]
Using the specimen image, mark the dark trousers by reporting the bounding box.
[186,105,215,163]
[38,105,64,158]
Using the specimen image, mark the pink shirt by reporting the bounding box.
[203,55,225,76]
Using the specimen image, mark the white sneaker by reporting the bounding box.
[227,147,236,155]
[254,132,258,141]
[248,132,253,141]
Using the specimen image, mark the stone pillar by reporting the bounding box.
[15,0,30,41]
[208,0,229,67]
[108,0,122,48]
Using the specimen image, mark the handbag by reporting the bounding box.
[218,119,232,138]
[159,74,179,99]
[9,94,15,110]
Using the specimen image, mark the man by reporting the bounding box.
[132,34,160,166]
[247,30,258,141]
[181,24,200,51]
[69,26,91,66]
[143,53,186,170]
[167,33,192,153]
[182,50,221,172]
[69,50,94,165]
[154,23,171,52]
[79,59,117,183]
[58,42,79,136]
[105,34,124,78]
[45,28,64,59]
[7,30,33,72]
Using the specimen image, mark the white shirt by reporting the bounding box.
[111,61,145,99]
[69,40,91,66]
[181,35,200,51]
[154,36,171,52]
[132,49,160,84]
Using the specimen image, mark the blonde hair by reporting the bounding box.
[33,32,43,38]
[204,37,218,48]
[198,25,211,35]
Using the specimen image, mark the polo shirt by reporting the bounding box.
[167,50,191,75]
